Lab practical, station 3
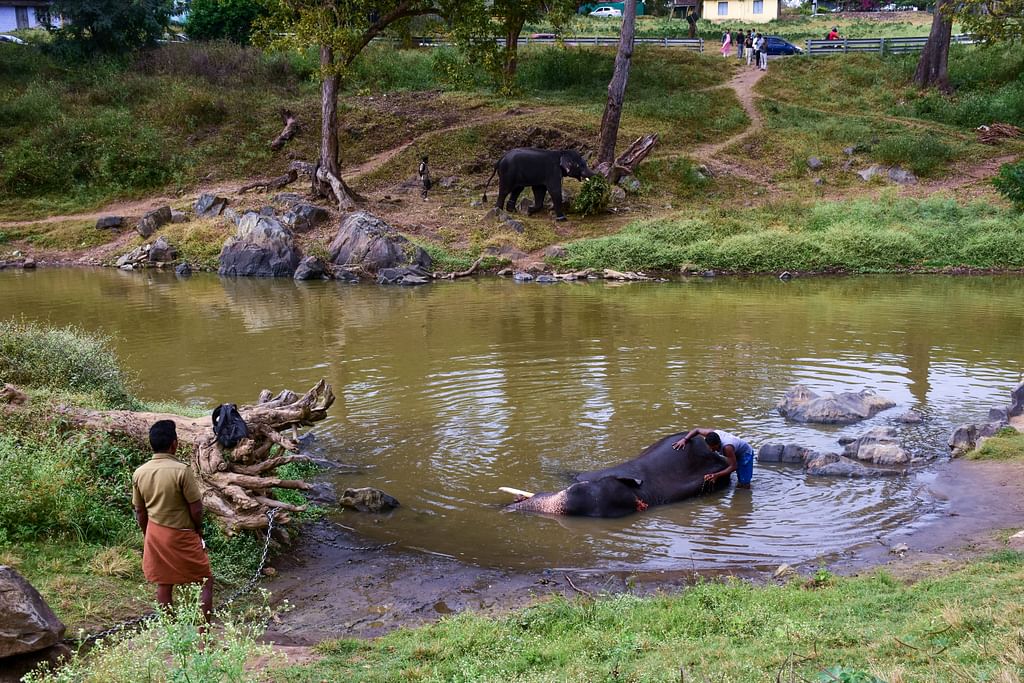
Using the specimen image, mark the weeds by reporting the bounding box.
[993,161,1024,210]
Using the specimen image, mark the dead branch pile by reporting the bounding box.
[977,123,1021,145]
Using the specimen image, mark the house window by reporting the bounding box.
[753,0,764,11]
[16,6,30,29]
[717,1,728,15]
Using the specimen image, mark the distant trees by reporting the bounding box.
[185,0,268,45]
[42,0,174,54]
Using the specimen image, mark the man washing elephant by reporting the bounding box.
[672,428,755,489]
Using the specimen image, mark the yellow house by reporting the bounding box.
[702,0,780,23]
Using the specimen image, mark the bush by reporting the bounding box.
[993,161,1024,210]
[185,0,267,45]
[44,0,174,56]
[873,132,955,177]
[572,175,612,216]
[0,319,136,408]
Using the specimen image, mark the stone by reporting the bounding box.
[339,487,400,513]
[170,210,188,224]
[218,213,301,278]
[95,216,123,230]
[843,426,911,465]
[194,193,228,218]
[701,270,717,278]
[438,176,458,189]
[328,212,431,275]
[777,385,896,424]
[517,197,533,214]
[843,146,855,156]
[757,443,815,465]
[470,199,484,208]
[778,271,793,281]
[856,165,882,182]
[513,271,534,282]
[897,410,923,424]
[535,274,557,283]
[949,423,978,456]
[988,407,1009,423]
[136,206,172,238]
[334,267,361,283]
[259,206,276,217]
[544,245,567,260]
[890,543,909,556]
[813,177,824,186]
[293,255,327,281]
[618,175,642,193]
[805,452,905,478]
[377,266,430,286]
[175,262,193,277]
[115,244,150,268]
[485,208,526,234]
[272,192,303,206]
[773,563,796,580]
[807,156,823,170]
[610,186,626,202]
[0,566,65,659]
[887,167,918,185]
[1010,382,1024,417]
[222,208,241,225]
[282,203,330,234]
[1009,530,1024,550]
[147,236,177,263]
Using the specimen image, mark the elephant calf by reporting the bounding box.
[503,434,730,518]
[482,147,595,221]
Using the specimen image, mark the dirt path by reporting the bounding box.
[691,66,767,162]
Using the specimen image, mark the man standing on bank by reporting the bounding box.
[133,420,214,620]
[671,427,755,489]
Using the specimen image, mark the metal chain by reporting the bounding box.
[318,535,398,553]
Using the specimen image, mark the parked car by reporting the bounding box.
[0,34,26,45]
[763,36,803,56]
[589,6,623,17]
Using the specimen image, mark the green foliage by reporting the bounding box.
[185,0,268,45]
[24,586,274,683]
[967,429,1024,461]
[44,0,175,55]
[817,667,887,683]
[993,161,1024,210]
[0,319,136,408]
[571,175,611,216]
[873,132,956,177]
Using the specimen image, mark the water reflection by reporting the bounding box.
[1,269,1021,570]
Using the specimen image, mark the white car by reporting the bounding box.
[0,34,26,45]
[589,6,623,17]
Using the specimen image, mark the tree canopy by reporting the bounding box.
[42,0,174,54]
[185,0,268,45]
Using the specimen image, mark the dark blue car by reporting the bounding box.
[763,36,803,56]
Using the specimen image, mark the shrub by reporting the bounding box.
[43,0,174,56]
[873,133,955,177]
[572,175,611,216]
[993,161,1024,210]
[0,319,136,408]
[185,0,267,45]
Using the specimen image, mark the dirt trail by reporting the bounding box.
[691,66,767,162]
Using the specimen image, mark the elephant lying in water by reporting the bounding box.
[503,434,730,517]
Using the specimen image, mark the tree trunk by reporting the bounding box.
[597,0,638,166]
[316,46,359,211]
[913,0,953,92]
[3,381,337,533]
[503,18,526,92]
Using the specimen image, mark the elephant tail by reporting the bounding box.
[481,163,498,203]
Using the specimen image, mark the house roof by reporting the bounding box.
[0,2,53,7]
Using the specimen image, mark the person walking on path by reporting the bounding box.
[736,29,744,60]
[720,28,732,57]
[745,30,754,66]
[671,427,755,488]
[133,420,214,620]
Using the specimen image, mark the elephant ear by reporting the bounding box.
[559,153,573,177]
[615,476,643,488]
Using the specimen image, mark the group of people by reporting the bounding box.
[721,28,769,71]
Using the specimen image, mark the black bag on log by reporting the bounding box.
[212,403,249,448]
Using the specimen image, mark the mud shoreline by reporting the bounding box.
[264,456,1024,646]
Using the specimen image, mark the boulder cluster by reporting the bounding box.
[0,566,68,681]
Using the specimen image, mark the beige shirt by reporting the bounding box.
[132,453,202,530]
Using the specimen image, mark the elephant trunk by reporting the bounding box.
[506,490,568,515]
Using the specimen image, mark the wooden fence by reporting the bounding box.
[805,34,975,56]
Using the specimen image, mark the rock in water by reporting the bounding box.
[175,262,193,277]
[842,426,911,465]
[328,212,431,275]
[218,213,301,278]
[339,487,400,513]
[776,385,896,424]
[0,566,65,659]
[293,255,327,281]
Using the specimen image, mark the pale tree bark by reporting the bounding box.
[914,0,954,92]
[597,0,638,166]
[315,46,359,211]
[3,381,336,534]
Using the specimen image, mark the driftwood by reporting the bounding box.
[237,169,299,195]
[596,133,659,184]
[603,268,651,281]
[434,256,484,280]
[21,380,336,532]
[270,110,300,151]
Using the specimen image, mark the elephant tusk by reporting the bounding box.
[499,486,534,498]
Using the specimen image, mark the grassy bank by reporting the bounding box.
[279,552,1024,682]
[0,320,280,632]
[554,196,1024,273]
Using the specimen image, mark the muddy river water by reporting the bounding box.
[2,269,1022,573]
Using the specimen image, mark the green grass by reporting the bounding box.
[282,552,1024,682]
[968,428,1024,461]
[0,219,112,250]
[556,196,1024,273]
[121,217,234,270]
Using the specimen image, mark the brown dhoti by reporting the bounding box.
[142,521,212,585]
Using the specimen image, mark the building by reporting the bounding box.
[701,0,781,23]
[0,2,50,32]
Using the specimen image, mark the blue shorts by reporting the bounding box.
[736,450,754,485]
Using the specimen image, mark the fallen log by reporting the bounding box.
[596,133,659,184]
[237,169,299,195]
[270,110,300,151]
[33,380,337,532]
[434,256,484,280]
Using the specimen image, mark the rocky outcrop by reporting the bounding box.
[0,566,65,659]
[842,426,911,465]
[339,487,400,513]
[175,262,193,277]
[136,206,172,238]
[757,443,817,465]
[0,257,35,270]
[777,386,896,424]
[148,236,177,263]
[293,256,328,281]
[947,381,1022,456]
[376,267,430,286]
[283,204,330,234]
[805,452,905,477]
[95,216,123,230]
[194,193,228,218]
[328,212,431,275]
[218,213,301,278]
[896,410,923,424]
